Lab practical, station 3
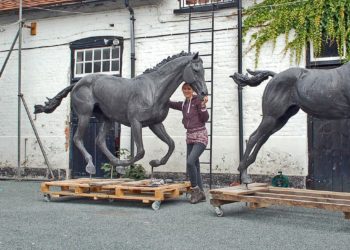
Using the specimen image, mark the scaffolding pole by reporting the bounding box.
[0,0,55,179]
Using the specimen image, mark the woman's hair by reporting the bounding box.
[182,82,192,89]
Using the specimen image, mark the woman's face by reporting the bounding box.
[182,84,193,99]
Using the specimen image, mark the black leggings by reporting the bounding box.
[186,143,206,190]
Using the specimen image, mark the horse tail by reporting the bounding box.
[34,84,75,114]
[230,70,276,87]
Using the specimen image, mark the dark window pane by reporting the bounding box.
[94,49,101,60]
[103,61,110,72]
[111,60,119,72]
[103,48,110,59]
[85,50,93,61]
[77,51,84,62]
[76,63,83,74]
[94,62,101,73]
[85,62,92,73]
[319,39,339,58]
[112,47,119,59]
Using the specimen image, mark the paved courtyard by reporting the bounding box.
[0,180,349,250]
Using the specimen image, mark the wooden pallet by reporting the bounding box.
[41,178,191,210]
[209,183,350,219]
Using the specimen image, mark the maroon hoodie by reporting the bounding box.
[169,95,209,130]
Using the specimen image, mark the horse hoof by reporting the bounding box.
[86,164,96,175]
[149,160,161,168]
[241,176,253,184]
[115,166,126,175]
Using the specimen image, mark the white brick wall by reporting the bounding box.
[0,0,308,178]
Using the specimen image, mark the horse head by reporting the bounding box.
[183,52,208,100]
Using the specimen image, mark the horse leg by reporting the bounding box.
[148,123,175,167]
[239,106,300,184]
[112,120,145,168]
[238,116,278,184]
[129,120,145,163]
[73,115,96,175]
[95,119,121,170]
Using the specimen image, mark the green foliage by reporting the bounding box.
[100,162,117,178]
[100,148,147,180]
[243,0,350,66]
[123,164,147,180]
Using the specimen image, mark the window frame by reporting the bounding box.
[174,0,237,13]
[74,46,121,77]
[307,39,345,67]
[70,36,123,82]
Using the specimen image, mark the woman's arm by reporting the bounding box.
[168,101,183,111]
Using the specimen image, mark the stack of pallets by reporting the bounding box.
[41,178,191,210]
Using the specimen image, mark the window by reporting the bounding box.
[310,39,345,62]
[70,36,123,80]
[74,46,120,77]
[174,0,236,13]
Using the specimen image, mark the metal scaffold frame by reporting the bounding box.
[0,0,54,180]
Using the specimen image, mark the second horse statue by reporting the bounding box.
[232,63,350,184]
[34,51,208,175]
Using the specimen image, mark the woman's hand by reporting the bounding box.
[201,96,208,107]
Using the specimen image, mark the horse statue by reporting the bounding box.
[34,51,208,175]
[231,62,350,184]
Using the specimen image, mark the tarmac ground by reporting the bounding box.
[0,180,349,250]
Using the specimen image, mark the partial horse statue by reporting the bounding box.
[34,51,208,175]
[231,63,350,184]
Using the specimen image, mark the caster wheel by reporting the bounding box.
[214,206,223,217]
[43,194,51,202]
[152,201,161,211]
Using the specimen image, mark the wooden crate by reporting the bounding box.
[209,183,350,219]
[41,178,191,210]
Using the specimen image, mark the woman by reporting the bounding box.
[169,82,209,204]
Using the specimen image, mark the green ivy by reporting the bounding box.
[243,0,350,66]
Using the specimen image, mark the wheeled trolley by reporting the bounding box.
[210,183,350,219]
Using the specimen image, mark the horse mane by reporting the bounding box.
[143,51,194,74]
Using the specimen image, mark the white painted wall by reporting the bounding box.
[0,0,308,178]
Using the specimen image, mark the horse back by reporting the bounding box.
[295,65,350,118]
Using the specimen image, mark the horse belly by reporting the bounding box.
[134,106,168,127]
[297,91,350,119]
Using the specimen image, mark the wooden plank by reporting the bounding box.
[46,191,111,199]
[255,192,350,206]
[248,202,271,209]
[269,187,350,199]
[40,183,49,192]
[210,186,268,195]
[88,178,133,186]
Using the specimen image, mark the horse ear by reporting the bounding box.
[192,52,199,60]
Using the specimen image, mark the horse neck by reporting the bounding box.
[153,57,190,104]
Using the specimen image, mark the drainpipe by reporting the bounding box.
[237,0,244,162]
[125,0,136,157]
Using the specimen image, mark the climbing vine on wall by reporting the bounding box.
[243,0,350,66]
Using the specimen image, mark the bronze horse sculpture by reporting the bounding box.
[35,52,208,175]
[232,63,350,184]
